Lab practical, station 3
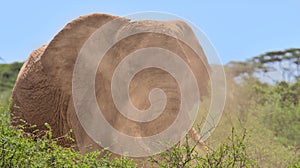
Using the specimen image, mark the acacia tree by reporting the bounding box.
[227,48,300,83]
[252,48,300,82]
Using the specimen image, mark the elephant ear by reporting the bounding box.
[167,20,211,95]
[41,13,129,94]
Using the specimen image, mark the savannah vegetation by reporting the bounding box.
[0,49,299,167]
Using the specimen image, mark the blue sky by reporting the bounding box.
[0,1,299,64]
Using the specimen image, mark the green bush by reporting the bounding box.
[0,62,23,92]
[254,80,300,147]
[0,62,23,105]
[221,73,299,167]
[0,105,136,168]
[149,128,257,168]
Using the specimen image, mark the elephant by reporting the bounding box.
[10,13,210,157]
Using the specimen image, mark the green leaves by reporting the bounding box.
[149,128,256,168]
[254,80,300,147]
[0,62,23,92]
[0,62,23,105]
[0,105,136,168]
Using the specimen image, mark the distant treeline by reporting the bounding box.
[0,62,23,92]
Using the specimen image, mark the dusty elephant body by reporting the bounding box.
[11,13,210,156]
